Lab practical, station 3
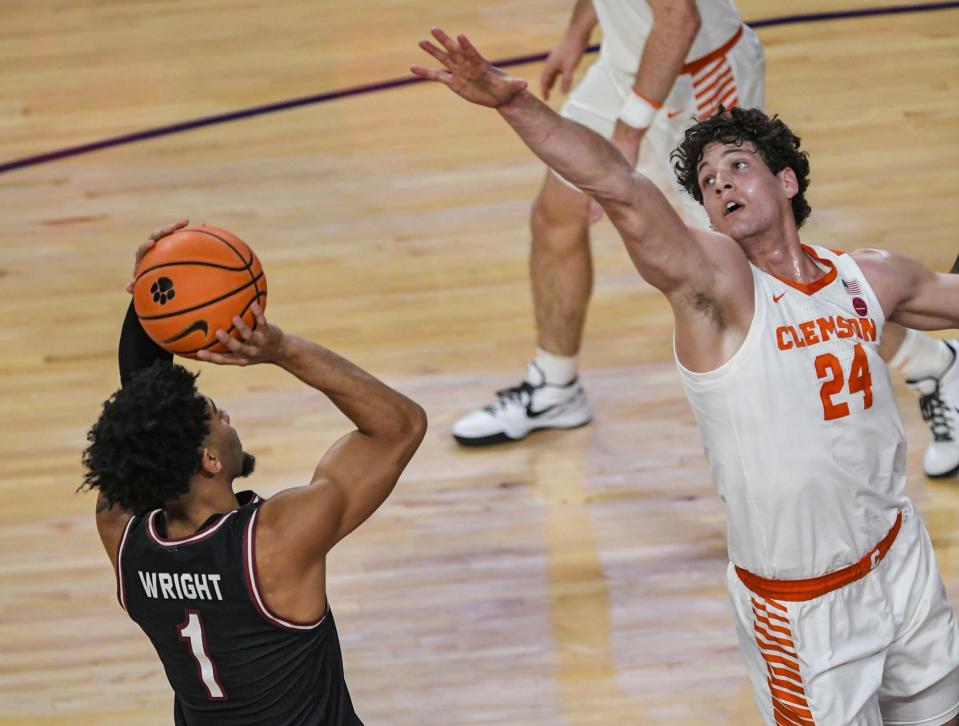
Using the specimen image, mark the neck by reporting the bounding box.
[740,223,819,284]
[163,479,239,538]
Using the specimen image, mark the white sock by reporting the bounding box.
[889,329,954,380]
[532,347,578,385]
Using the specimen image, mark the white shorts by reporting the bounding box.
[727,501,959,725]
[559,24,765,228]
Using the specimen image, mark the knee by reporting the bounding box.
[530,187,589,251]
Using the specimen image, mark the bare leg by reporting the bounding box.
[449,170,594,445]
[529,171,593,356]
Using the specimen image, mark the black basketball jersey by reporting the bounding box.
[116,491,362,725]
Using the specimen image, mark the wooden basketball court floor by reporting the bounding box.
[2,1,958,723]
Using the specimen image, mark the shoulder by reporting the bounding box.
[850,246,896,270]
[850,247,922,287]
[693,229,753,287]
[850,247,927,316]
[254,479,346,553]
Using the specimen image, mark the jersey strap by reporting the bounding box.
[242,506,328,631]
[115,514,138,611]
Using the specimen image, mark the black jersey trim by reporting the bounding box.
[242,508,328,631]
[116,515,137,612]
[147,508,238,547]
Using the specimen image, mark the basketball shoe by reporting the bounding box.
[451,362,592,445]
[908,340,959,478]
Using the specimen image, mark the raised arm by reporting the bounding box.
[95,220,188,567]
[411,29,724,296]
[197,309,427,562]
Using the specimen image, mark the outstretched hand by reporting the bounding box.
[411,28,528,108]
[195,303,286,367]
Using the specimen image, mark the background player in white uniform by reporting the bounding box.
[451,0,766,445]
[412,31,959,724]
[883,317,959,479]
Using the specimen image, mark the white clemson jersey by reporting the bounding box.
[594,0,744,74]
[676,245,907,579]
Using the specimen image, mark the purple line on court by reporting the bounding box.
[2,1,957,175]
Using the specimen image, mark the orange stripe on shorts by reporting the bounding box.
[753,598,816,724]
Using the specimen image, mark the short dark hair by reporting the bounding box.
[81,362,209,515]
[671,106,812,228]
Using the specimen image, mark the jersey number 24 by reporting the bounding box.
[815,343,873,420]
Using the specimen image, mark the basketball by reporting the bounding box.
[132,225,268,357]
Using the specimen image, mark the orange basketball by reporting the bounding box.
[133,226,268,357]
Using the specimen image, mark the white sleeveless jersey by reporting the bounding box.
[676,246,907,579]
[594,0,744,75]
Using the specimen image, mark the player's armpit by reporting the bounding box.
[610,183,745,301]
[94,491,132,571]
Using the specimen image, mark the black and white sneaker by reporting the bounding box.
[451,362,592,446]
[908,340,959,478]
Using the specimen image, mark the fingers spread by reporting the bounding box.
[410,65,452,85]
[457,34,484,65]
[196,349,231,364]
[418,40,450,66]
[432,28,467,66]
[251,302,267,330]
[233,314,253,340]
[198,350,248,367]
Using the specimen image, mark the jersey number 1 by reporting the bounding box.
[815,343,873,420]
[178,610,227,700]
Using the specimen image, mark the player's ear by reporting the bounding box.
[198,448,222,476]
[778,167,799,199]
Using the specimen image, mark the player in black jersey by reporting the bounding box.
[82,220,427,725]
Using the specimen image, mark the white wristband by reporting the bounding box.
[617,91,661,130]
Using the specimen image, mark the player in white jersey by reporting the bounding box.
[412,31,959,724]
[451,0,765,446]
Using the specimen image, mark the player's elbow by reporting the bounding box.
[391,399,428,456]
[405,402,428,447]
[578,168,636,209]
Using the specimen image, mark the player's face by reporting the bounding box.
[204,398,254,479]
[697,142,795,241]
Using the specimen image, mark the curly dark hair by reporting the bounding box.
[81,362,209,515]
[671,106,812,228]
